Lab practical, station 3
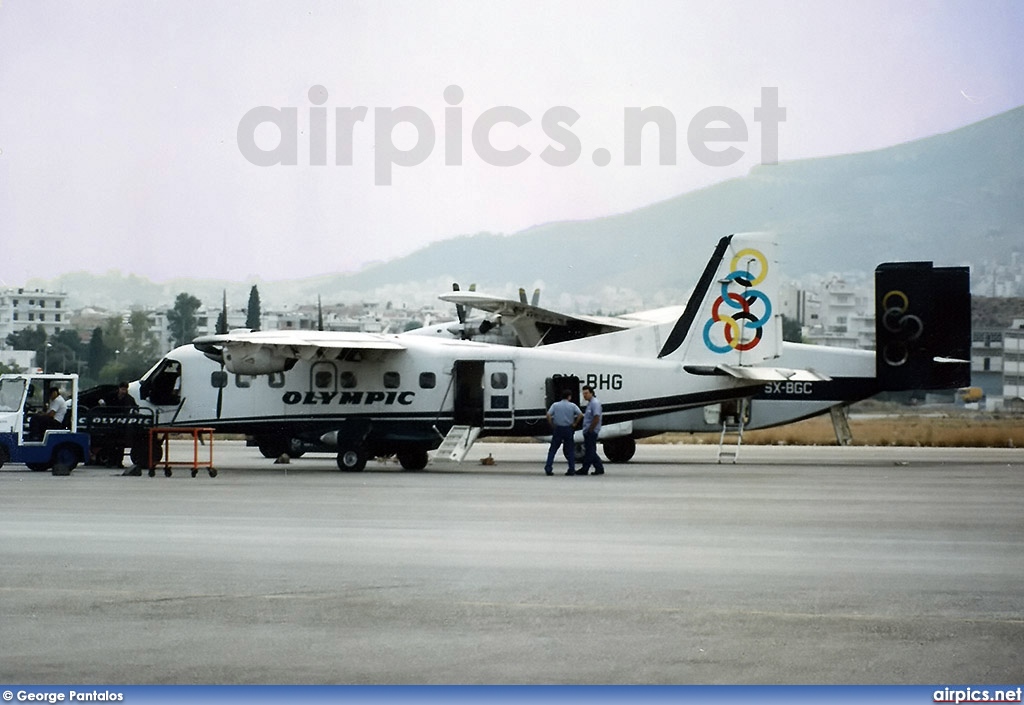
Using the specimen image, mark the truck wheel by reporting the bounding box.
[397,449,429,470]
[51,443,81,476]
[336,445,367,472]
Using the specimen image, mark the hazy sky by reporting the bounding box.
[1,0,1022,284]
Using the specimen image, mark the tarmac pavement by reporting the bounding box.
[1,441,1022,684]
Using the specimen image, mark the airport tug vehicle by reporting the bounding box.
[0,373,90,475]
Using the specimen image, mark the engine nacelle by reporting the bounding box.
[223,345,295,375]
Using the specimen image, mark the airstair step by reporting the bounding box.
[432,425,481,464]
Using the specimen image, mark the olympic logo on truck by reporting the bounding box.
[703,248,773,354]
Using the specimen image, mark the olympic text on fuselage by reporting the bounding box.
[282,391,416,406]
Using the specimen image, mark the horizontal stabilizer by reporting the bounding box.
[686,364,831,382]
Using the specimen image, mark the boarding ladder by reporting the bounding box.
[432,425,482,465]
[716,400,748,464]
[829,404,854,446]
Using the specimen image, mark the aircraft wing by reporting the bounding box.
[193,331,405,375]
[439,292,617,328]
[439,291,632,345]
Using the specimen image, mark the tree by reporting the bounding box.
[5,325,47,352]
[45,329,83,374]
[5,326,81,373]
[93,312,161,384]
[215,290,229,334]
[167,292,202,348]
[245,285,261,331]
[86,327,112,381]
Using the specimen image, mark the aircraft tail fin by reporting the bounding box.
[875,262,971,391]
[658,232,782,366]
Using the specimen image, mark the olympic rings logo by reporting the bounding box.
[703,248,773,354]
[880,289,923,367]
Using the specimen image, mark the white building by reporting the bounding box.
[1002,318,1024,407]
[796,276,875,349]
[0,287,70,344]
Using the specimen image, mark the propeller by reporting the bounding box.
[449,282,546,343]
[451,283,477,339]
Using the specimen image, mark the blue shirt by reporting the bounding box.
[547,399,582,427]
[583,396,602,435]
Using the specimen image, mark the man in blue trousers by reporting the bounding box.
[578,384,605,476]
[544,389,583,475]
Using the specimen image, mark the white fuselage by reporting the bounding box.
[134,334,759,455]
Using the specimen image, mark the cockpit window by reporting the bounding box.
[141,358,182,406]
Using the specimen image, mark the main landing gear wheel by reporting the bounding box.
[257,436,306,459]
[337,445,367,472]
[602,436,636,463]
[130,437,163,470]
[397,449,429,471]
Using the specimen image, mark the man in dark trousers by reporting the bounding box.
[544,389,583,475]
[105,381,138,470]
[578,384,605,476]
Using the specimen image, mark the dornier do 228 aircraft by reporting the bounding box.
[130,233,969,471]
[415,247,971,462]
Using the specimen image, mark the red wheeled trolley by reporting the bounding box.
[148,426,217,478]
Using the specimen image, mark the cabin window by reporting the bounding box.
[211,371,228,389]
[490,372,509,389]
[314,370,333,389]
[268,372,285,388]
[340,371,357,388]
[235,374,253,388]
[383,371,401,389]
[419,372,436,389]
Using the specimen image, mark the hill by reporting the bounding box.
[31,106,1024,311]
